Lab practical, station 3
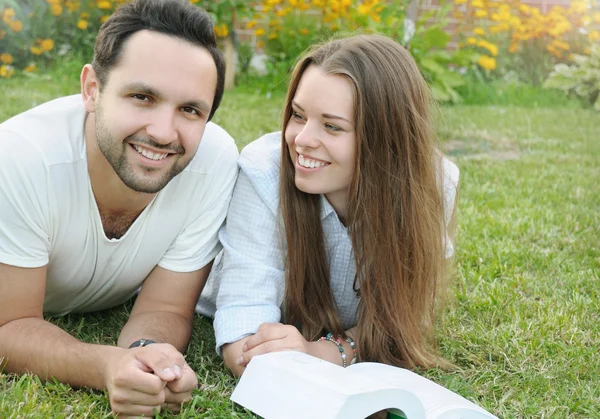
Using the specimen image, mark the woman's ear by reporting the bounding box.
[80,64,99,113]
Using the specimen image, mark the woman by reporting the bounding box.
[211,34,459,376]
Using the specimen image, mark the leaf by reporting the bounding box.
[422,27,451,49]
[430,83,451,102]
[438,70,465,88]
[419,57,447,75]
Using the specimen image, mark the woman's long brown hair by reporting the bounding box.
[280,34,451,369]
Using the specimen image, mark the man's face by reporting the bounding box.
[93,30,218,194]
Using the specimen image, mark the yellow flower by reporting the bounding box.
[190,0,199,3]
[41,39,54,51]
[0,53,13,64]
[589,30,600,42]
[254,28,265,36]
[100,15,110,23]
[519,4,531,15]
[268,32,277,39]
[30,46,44,55]
[51,4,63,16]
[2,8,15,22]
[97,1,111,10]
[477,55,496,71]
[80,12,89,19]
[454,0,467,4]
[474,9,488,18]
[300,28,309,35]
[471,0,485,8]
[508,42,518,53]
[8,20,23,33]
[550,40,570,51]
[581,15,591,26]
[0,64,15,78]
[593,12,600,23]
[24,63,38,73]
[256,40,264,49]
[0,30,6,40]
[477,39,498,56]
[473,27,485,36]
[77,19,88,30]
[246,20,257,29]
[65,0,81,12]
[466,37,477,45]
[214,23,228,38]
[489,24,508,34]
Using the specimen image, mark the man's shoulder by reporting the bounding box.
[0,95,86,166]
[183,121,239,175]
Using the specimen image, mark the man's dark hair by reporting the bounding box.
[92,0,225,120]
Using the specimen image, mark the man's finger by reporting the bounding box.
[110,385,166,407]
[165,364,197,394]
[134,344,185,382]
[110,362,166,395]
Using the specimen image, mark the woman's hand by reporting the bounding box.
[236,323,310,367]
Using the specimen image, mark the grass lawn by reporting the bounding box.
[1,70,599,418]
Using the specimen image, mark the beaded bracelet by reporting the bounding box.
[344,336,357,365]
[318,332,348,367]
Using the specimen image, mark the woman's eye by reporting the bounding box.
[325,123,341,132]
[292,111,305,121]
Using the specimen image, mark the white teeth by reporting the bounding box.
[133,144,169,161]
[299,154,328,169]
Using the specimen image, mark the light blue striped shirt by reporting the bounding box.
[197,132,459,353]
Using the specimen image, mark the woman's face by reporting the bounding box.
[284,65,356,218]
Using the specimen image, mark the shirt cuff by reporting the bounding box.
[213,304,281,355]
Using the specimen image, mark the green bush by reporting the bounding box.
[544,44,600,111]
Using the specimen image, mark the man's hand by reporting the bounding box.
[104,343,195,417]
[163,362,198,412]
[236,323,311,368]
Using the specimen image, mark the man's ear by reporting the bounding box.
[81,64,100,113]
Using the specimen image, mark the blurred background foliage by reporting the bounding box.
[1,0,599,108]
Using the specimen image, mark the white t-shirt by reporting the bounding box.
[0,95,239,315]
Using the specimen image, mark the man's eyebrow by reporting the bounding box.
[292,101,352,124]
[122,82,162,98]
[122,83,211,115]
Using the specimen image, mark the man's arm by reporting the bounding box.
[0,262,202,416]
[116,263,212,411]
[0,263,123,389]
[118,263,212,352]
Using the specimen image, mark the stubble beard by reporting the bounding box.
[94,105,190,194]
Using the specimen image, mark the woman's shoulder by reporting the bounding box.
[239,132,282,169]
[237,132,283,207]
[440,155,459,190]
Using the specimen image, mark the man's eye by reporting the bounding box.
[182,106,199,115]
[132,94,150,102]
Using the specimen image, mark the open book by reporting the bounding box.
[231,351,498,419]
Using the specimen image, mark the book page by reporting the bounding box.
[349,363,497,419]
[231,351,424,419]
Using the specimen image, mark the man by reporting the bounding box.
[0,0,238,416]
